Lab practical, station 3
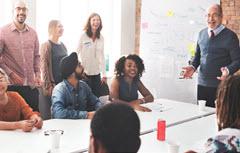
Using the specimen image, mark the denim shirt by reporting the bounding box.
[51,80,102,119]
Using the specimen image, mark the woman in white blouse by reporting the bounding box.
[77,13,106,98]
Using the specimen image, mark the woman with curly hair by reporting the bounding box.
[110,54,154,112]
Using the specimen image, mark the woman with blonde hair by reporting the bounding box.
[40,20,67,99]
[0,68,43,132]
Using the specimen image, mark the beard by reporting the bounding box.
[16,14,26,24]
[75,71,84,80]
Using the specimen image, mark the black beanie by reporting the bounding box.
[60,52,78,79]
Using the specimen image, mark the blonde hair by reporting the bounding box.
[48,20,60,36]
[0,68,9,83]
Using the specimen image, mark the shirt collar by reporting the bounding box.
[63,79,80,92]
[10,22,29,32]
[208,24,225,37]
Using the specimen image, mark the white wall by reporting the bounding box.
[121,0,136,55]
[0,0,13,27]
[0,0,136,74]
[0,0,36,28]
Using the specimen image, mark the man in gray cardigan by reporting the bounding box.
[182,4,240,107]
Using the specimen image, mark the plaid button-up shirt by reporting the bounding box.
[0,23,40,86]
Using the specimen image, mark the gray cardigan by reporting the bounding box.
[192,27,240,87]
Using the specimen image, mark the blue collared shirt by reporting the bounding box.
[208,24,225,37]
[51,80,102,119]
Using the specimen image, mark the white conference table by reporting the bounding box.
[0,99,215,153]
[0,119,91,153]
[138,99,215,134]
[139,114,218,153]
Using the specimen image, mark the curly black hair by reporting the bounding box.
[114,54,145,79]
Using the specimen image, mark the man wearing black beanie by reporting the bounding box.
[51,52,102,119]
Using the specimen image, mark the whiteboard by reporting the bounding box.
[140,0,219,103]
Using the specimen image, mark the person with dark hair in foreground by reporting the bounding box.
[185,75,240,153]
[89,102,141,153]
[110,54,154,112]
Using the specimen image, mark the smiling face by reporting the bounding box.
[206,5,222,29]
[13,1,28,24]
[90,15,101,32]
[123,59,138,79]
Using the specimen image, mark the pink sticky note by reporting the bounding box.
[142,22,148,29]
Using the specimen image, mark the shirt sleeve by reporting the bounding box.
[0,29,3,53]
[33,32,40,76]
[226,33,240,75]
[15,93,39,120]
[191,41,201,70]
[85,83,103,110]
[99,36,106,77]
[51,85,88,119]
[0,29,12,75]
[40,42,54,91]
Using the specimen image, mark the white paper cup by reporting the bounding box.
[51,132,61,149]
[198,100,206,111]
[167,141,180,153]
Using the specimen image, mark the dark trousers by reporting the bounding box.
[8,85,39,111]
[197,85,217,108]
[86,74,101,97]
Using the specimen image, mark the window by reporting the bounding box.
[0,0,122,75]
[36,0,121,75]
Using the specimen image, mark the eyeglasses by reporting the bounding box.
[15,7,27,12]
[205,13,221,19]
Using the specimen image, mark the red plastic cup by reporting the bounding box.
[157,119,166,141]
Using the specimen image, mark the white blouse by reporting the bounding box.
[77,33,106,76]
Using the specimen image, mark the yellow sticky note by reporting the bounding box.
[166,10,174,17]
[187,43,196,56]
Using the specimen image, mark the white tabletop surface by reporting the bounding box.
[138,99,215,134]
[0,119,91,153]
[139,114,218,153]
[0,99,215,153]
